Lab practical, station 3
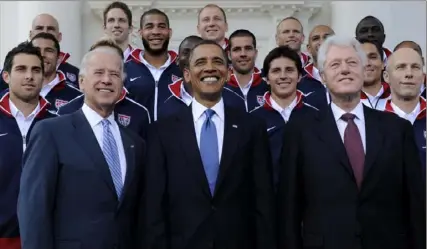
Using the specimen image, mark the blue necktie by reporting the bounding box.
[101,119,123,198]
[200,109,219,195]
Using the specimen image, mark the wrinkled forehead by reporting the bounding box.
[190,44,226,63]
[32,15,59,29]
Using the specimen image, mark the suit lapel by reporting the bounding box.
[118,129,135,204]
[362,106,383,180]
[72,110,117,199]
[316,107,354,178]
[177,107,212,199]
[214,107,241,194]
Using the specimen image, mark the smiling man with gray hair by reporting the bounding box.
[277,35,425,249]
[17,46,146,249]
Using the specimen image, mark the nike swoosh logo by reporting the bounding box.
[130,76,141,82]
[267,127,275,132]
[304,91,314,97]
[0,133,8,137]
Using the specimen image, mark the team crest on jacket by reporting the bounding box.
[66,72,76,82]
[118,114,131,127]
[171,74,180,82]
[55,99,68,109]
[256,95,265,106]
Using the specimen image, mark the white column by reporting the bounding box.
[330,1,426,59]
[0,1,82,66]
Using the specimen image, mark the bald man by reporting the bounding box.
[383,48,426,180]
[297,25,335,109]
[29,14,79,86]
[394,40,426,97]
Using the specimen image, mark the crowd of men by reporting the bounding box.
[0,2,425,249]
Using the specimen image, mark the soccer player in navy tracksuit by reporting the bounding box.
[383,47,426,182]
[57,89,150,139]
[0,42,57,249]
[250,46,318,186]
[124,9,181,121]
[225,30,269,112]
[29,33,81,112]
[158,35,245,119]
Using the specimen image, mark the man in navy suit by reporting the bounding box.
[277,35,425,249]
[141,40,276,249]
[18,44,145,249]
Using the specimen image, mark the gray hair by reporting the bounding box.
[78,47,126,80]
[317,35,367,72]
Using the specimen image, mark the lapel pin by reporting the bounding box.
[232,125,238,128]
[130,145,134,148]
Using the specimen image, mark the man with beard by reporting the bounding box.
[141,40,275,249]
[298,25,335,109]
[358,39,390,110]
[197,4,229,50]
[0,42,57,249]
[384,48,426,182]
[226,29,269,112]
[30,33,81,112]
[159,35,245,119]
[394,40,426,97]
[355,15,392,65]
[102,1,134,61]
[124,9,181,121]
[275,17,310,67]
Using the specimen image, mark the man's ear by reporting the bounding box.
[2,71,10,85]
[183,68,191,83]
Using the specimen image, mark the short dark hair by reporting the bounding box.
[140,8,170,29]
[30,32,61,56]
[89,39,124,60]
[357,38,384,61]
[262,46,302,78]
[3,41,44,74]
[187,40,229,68]
[277,16,304,33]
[228,29,257,49]
[198,4,227,23]
[356,15,384,32]
[103,1,133,27]
[178,36,203,71]
[394,40,423,55]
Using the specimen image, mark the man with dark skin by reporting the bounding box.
[355,16,392,63]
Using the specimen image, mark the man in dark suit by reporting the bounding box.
[17,44,145,249]
[141,40,276,249]
[277,35,425,249]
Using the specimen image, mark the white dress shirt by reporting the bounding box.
[139,51,172,81]
[82,103,127,183]
[192,98,225,161]
[361,85,388,110]
[270,96,298,122]
[40,74,61,98]
[390,101,420,124]
[9,100,40,151]
[180,82,193,106]
[330,101,367,153]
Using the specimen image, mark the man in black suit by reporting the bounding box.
[17,45,145,249]
[141,40,276,249]
[277,35,425,249]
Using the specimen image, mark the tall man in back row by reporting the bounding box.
[141,40,275,249]
[124,9,181,121]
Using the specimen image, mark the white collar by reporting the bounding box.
[192,97,225,122]
[330,101,365,122]
[9,99,40,118]
[82,103,115,128]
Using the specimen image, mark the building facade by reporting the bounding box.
[0,0,425,67]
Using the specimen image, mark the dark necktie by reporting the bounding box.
[341,113,365,189]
